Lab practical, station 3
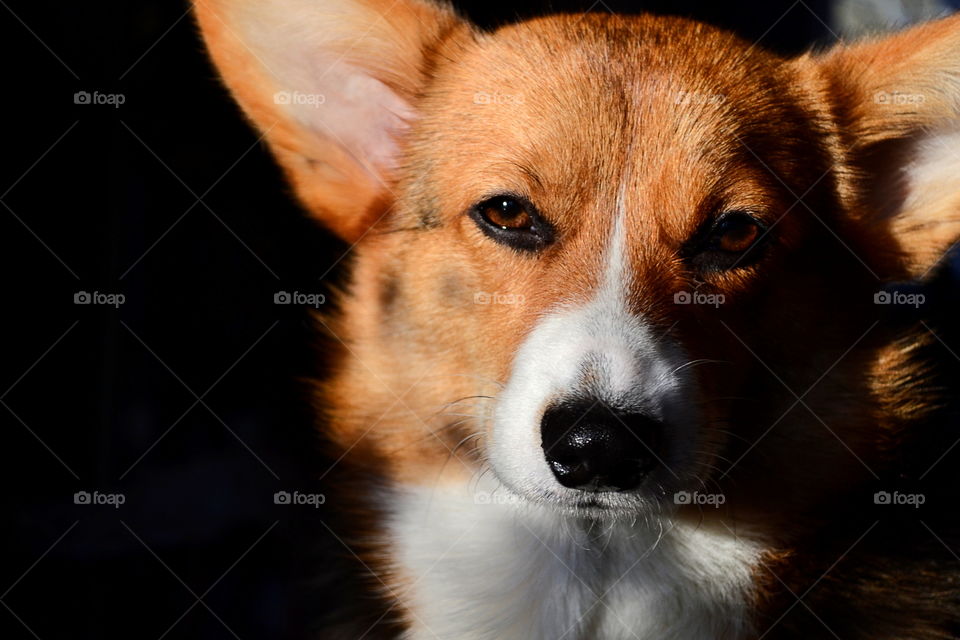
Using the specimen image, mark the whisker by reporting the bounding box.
[416,373,505,389]
[427,395,496,418]
[671,359,729,375]
[437,431,484,478]
[692,450,736,466]
[383,417,477,455]
[711,428,753,446]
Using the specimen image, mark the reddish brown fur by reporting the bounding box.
[195,2,960,637]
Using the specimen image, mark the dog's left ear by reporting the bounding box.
[797,14,960,278]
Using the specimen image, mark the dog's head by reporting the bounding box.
[196,0,960,519]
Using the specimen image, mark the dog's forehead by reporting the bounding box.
[445,14,777,133]
[419,14,790,232]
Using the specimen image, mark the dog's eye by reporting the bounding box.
[481,197,532,230]
[686,211,767,271]
[470,195,553,251]
[713,214,761,253]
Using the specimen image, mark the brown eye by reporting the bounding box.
[715,215,761,253]
[481,197,533,230]
[684,211,768,272]
[470,195,554,252]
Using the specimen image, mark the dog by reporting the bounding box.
[194,1,960,637]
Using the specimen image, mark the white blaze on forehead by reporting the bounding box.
[603,179,632,301]
[489,175,693,501]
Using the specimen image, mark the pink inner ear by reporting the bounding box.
[299,57,417,185]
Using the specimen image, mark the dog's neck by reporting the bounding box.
[382,479,764,640]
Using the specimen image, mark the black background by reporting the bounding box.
[2,1,956,639]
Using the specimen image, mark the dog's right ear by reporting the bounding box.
[795,14,960,279]
[194,0,467,242]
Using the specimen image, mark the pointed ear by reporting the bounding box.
[798,14,960,278]
[193,0,467,242]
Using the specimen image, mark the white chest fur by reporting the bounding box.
[385,484,762,640]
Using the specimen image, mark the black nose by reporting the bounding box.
[540,401,662,491]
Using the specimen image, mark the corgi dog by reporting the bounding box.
[195,1,960,638]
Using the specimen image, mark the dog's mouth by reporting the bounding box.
[485,456,689,521]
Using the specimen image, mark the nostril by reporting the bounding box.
[546,457,587,486]
[540,401,663,492]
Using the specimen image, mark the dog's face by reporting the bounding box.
[394,16,846,513]
[197,1,960,518]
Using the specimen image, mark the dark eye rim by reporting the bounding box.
[683,210,770,271]
[468,193,555,252]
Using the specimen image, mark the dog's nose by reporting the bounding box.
[540,401,662,491]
